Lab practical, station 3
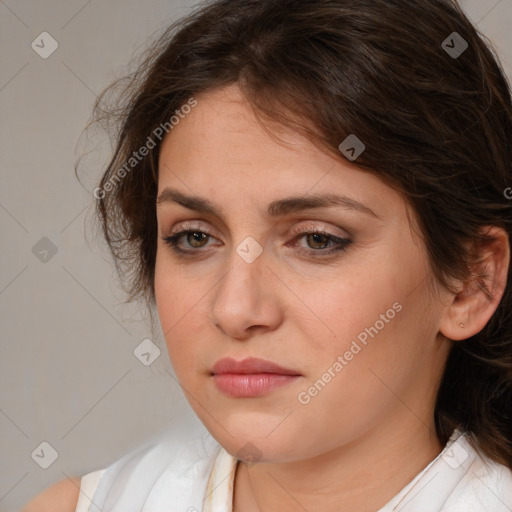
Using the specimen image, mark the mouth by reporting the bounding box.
[210,357,302,398]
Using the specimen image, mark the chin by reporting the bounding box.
[199,416,305,464]
[223,437,300,464]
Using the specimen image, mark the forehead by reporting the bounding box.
[156,83,401,221]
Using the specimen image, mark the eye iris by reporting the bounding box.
[188,232,208,248]
[307,233,328,249]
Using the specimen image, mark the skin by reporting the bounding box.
[153,82,509,511]
[21,477,80,511]
[22,82,510,512]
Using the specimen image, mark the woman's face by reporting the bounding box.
[154,83,452,463]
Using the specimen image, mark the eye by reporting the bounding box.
[160,223,353,258]
[161,228,215,253]
[288,226,352,258]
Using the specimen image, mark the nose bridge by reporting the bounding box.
[221,234,266,299]
[210,233,279,336]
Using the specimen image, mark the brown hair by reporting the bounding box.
[83,0,512,467]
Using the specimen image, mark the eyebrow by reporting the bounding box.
[156,187,380,219]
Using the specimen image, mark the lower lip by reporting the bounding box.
[212,373,300,397]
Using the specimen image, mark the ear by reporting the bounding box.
[439,225,510,341]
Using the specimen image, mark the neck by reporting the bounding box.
[233,418,444,512]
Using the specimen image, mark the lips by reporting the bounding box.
[211,357,302,398]
[211,357,301,376]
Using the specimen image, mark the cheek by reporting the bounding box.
[298,251,433,396]
[303,263,402,356]
[292,286,428,449]
[154,258,205,371]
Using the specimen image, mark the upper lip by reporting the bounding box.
[211,357,301,376]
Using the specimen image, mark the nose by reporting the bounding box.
[210,239,283,341]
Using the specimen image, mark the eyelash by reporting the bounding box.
[161,224,352,259]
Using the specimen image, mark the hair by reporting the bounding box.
[82,0,512,468]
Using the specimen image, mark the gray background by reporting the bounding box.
[1,0,511,510]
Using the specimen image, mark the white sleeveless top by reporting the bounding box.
[75,426,512,511]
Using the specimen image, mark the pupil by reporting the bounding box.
[310,233,326,248]
[190,232,206,246]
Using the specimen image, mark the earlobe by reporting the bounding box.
[441,301,470,341]
[439,226,510,342]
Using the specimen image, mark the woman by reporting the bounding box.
[23,0,512,510]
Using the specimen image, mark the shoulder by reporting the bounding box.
[21,476,81,512]
[442,433,512,512]
[20,423,220,512]
[387,429,512,512]
[86,421,222,510]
